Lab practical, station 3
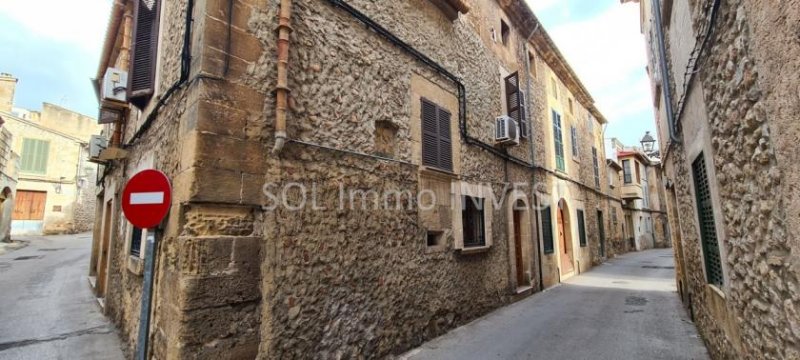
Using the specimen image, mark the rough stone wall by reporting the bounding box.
[71,145,98,232]
[663,0,800,358]
[99,0,619,358]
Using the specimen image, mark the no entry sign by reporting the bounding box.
[122,169,172,229]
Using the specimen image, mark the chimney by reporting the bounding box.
[0,73,18,113]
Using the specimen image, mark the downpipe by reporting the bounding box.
[272,0,293,154]
[651,0,680,145]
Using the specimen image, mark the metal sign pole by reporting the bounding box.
[135,230,158,360]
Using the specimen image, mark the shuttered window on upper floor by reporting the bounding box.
[570,126,578,157]
[552,110,565,172]
[505,72,527,138]
[421,99,453,172]
[128,0,162,109]
[20,138,50,174]
[592,147,600,189]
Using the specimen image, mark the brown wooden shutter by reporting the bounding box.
[421,99,439,168]
[504,72,527,138]
[128,0,161,109]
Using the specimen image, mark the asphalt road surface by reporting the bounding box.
[0,233,124,360]
[402,248,709,360]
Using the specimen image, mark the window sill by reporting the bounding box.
[458,245,491,254]
[127,255,144,276]
[708,283,726,299]
[420,166,458,180]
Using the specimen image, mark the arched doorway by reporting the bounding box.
[557,199,574,275]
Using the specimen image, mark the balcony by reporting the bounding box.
[621,182,643,200]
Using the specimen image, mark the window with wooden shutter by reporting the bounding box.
[570,126,578,157]
[692,153,724,286]
[552,110,565,172]
[20,138,50,174]
[577,209,587,247]
[592,147,600,188]
[421,99,453,172]
[504,72,527,138]
[541,206,554,254]
[128,0,161,108]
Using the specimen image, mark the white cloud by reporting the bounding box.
[544,4,650,124]
[0,0,111,52]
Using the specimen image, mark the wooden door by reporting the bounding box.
[558,208,573,274]
[513,210,525,286]
[12,190,47,220]
[96,200,112,297]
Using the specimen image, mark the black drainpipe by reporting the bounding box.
[326,0,533,168]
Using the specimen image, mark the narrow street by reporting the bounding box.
[0,234,124,360]
[402,249,709,360]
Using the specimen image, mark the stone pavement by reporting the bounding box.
[401,248,709,360]
[0,233,124,360]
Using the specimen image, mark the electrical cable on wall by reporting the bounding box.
[673,0,722,129]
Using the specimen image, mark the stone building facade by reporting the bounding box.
[91,0,624,358]
[0,74,101,235]
[0,123,19,242]
[633,0,800,358]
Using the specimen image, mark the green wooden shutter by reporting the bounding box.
[577,209,587,247]
[553,111,565,171]
[20,138,50,174]
[541,206,554,254]
[592,147,600,188]
[692,153,724,286]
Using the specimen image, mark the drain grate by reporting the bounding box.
[612,281,629,284]
[625,296,648,306]
[38,248,65,252]
[642,265,675,269]
[624,310,644,314]
[13,255,43,261]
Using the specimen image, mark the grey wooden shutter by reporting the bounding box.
[438,108,453,171]
[505,72,527,138]
[421,99,452,172]
[422,99,439,168]
[128,0,161,108]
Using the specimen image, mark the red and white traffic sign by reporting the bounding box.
[122,169,172,229]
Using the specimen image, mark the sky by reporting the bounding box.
[526,0,657,148]
[0,0,111,118]
[0,0,655,147]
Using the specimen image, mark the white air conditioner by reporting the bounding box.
[101,67,128,103]
[495,115,519,146]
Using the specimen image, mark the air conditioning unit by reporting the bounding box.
[101,67,128,104]
[495,115,519,146]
